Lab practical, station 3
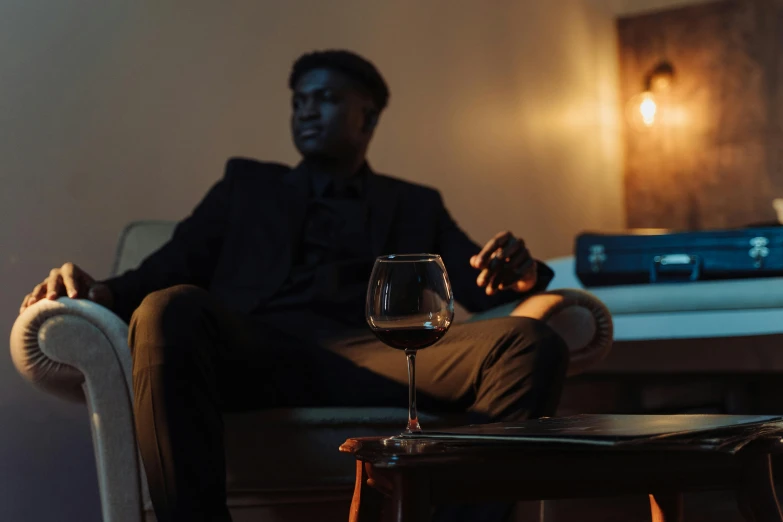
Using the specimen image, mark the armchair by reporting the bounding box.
[10,221,613,522]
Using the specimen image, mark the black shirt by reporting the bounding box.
[261,163,375,327]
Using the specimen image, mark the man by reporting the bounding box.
[20,50,568,521]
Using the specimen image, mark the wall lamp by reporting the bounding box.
[627,60,675,129]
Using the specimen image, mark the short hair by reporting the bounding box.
[288,50,390,111]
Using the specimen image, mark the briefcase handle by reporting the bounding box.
[649,254,702,283]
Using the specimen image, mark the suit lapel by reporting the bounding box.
[365,169,402,257]
[282,163,310,246]
[237,163,309,309]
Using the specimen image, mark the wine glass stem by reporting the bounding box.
[405,350,421,433]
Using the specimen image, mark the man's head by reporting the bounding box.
[289,50,389,163]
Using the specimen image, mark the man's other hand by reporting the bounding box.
[19,262,113,314]
[470,231,538,295]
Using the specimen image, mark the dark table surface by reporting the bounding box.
[406,414,783,447]
[341,414,783,470]
[340,415,783,521]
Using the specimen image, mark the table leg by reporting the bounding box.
[736,454,783,522]
[649,493,683,522]
[349,461,384,522]
[391,472,431,522]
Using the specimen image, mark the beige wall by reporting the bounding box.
[0,1,623,519]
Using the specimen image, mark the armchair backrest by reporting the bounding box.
[112,220,176,276]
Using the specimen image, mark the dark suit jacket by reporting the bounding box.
[104,158,553,323]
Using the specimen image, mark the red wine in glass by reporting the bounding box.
[366,254,454,436]
[371,326,448,351]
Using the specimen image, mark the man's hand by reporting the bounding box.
[470,231,538,295]
[19,262,113,314]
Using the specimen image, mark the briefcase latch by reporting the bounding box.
[650,254,702,283]
[749,236,770,268]
[588,244,606,272]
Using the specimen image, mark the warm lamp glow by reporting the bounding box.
[626,91,660,131]
[639,92,657,126]
[627,60,674,131]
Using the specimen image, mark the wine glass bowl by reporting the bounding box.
[366,254,454,435]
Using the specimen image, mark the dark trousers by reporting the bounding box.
[129,285,569,522]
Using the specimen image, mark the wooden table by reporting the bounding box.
[339,415,783,522]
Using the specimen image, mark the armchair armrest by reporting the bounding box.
[11,298,131,400]
[511,289,613,376]
[9,298,145,522]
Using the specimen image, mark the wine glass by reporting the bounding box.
[366,254,455,436]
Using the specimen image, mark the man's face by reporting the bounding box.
[291,68,375,161]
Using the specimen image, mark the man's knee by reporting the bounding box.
[498,317,570,371]
[129,284,213,363]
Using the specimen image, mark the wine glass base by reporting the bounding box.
[406,418,422,433]
[382,425,424,445]
[381,435,441,452]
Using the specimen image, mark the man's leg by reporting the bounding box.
[321,316,569,422]
[129,285,325,522]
